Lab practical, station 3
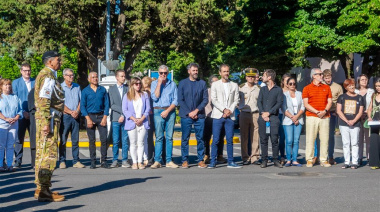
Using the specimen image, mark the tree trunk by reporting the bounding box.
[77,50,89,89]
[112,4,126,59]
[338,53,354,79]
[123,41,145,79]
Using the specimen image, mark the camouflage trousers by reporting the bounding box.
[34,119,60,189]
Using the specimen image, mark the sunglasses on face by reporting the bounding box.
[159,72,168,75]
[288,82,296,86]
[314,73,323,76]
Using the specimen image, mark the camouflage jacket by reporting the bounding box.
[34,67,65,127]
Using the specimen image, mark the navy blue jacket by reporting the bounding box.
[178,78,208,119]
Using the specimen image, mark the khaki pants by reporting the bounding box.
[240,112,260,162]
[305,116,330,162]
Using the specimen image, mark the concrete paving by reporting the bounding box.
[1,136,379,212]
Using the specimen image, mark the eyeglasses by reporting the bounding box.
[159,72,168,75]
[65,74,74,77]
[22,69,31,72]
[288,82,296,86]
[314,73,323,76]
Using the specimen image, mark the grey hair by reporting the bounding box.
[63,68,74,76]
[208,74,219,85]
[43,57,55,66]
[187,63,199,70]
[310,68,321,78]
[158,65,169,72]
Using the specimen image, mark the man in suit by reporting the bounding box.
[178,63,208,168]
[208,64,241,169]
[109,69,129,168]
[13,63,35,168]
[28,88,36,168]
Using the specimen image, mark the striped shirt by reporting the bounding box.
[302,82,332,117]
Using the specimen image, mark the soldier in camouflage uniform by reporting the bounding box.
[33,51,65,202]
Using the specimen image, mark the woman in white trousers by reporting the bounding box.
[122,77,151,170]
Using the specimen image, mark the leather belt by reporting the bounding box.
[154,107,169,110]
[89,112,104,116]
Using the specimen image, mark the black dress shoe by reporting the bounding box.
[243,160,250,165]
[100,162,110,169]
[90,162,96,169]
[252,160,262,165]
[260,160,268,168]
[273,160,283,168]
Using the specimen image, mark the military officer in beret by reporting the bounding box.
[238,68,261,165]
[34,50,65,202]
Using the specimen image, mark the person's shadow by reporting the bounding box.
[0,176,161,212]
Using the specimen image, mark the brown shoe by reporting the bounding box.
[320,161,332,167]
[38,187,65,202]
[312,157,319,165]
[34,188,59,199]
[204,155,210,164]
[217,155,227,164]
[198,161,207,168]
[328,158,337,165]
[182,161,189,169]
[306,161,313,168]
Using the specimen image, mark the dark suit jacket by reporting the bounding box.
[109,84,128,122]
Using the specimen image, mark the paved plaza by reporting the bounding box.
[1,135,379,212]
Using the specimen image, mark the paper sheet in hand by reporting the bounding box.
[368,121,380,126]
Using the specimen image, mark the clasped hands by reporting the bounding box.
[223,109,232,118]
[315,110,327,118]
[131,117,144,126]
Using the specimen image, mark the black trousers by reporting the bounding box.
[369,126,380,167]
[147,114,155,162]
[14,118,30,164]
[203,117,225,156]
[29,112,36,167]
[86,114,108,162]
[258,116,280,161]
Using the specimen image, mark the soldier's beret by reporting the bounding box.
[42,50,60,62]
[244,68,258,77]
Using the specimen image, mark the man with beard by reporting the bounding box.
[178,63,208,168]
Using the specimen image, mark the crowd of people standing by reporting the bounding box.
[1,50,380,201]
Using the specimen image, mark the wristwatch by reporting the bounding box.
[324,109,328,113]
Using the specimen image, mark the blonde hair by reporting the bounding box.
[127,77,143,100]
[142,76,153,91]
[0,79,12,98]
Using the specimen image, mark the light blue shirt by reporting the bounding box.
[61,81,81,111]
[150,79,178,107]
[0,94,23,129]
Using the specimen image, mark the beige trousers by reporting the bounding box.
[240,112,260,162]
[305,116,330,162]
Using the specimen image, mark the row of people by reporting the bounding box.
[1,60,380,172]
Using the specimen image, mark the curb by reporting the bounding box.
[21,137,240,148]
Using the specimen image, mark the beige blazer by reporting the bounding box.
[210,79,239,120]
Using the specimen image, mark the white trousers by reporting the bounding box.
[339,126,360,165]
[128,126,147,163]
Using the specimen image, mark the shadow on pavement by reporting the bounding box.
[0,176,161,212]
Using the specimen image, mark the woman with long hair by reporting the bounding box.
[278,73,291,164]
[366,78,380,170]
[282,78,304,167]
[0,79,23,172]
[355,74,374,165]
[141,76,154,166]
[122,77,151,169]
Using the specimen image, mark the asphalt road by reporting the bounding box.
[1,135,379,212]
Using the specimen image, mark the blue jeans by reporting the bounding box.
[154,109,176,164]
[284,124,303,162]
[59,114,80,164]
[314,113,336,158]
[181,117,205,163]
[112,122,129,162]
[0,124,17,167]
[211,118,235,164]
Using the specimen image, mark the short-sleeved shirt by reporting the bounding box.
[337,93,364,127]
[302,82,332,117]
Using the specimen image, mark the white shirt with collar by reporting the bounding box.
[23,77,31,92]
[117,84,124,100]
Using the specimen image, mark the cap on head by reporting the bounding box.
[42,50,60,62]
[244,68,258,77]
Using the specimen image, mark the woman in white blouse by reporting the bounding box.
[281,78,305,167]
[122,77,151,170]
